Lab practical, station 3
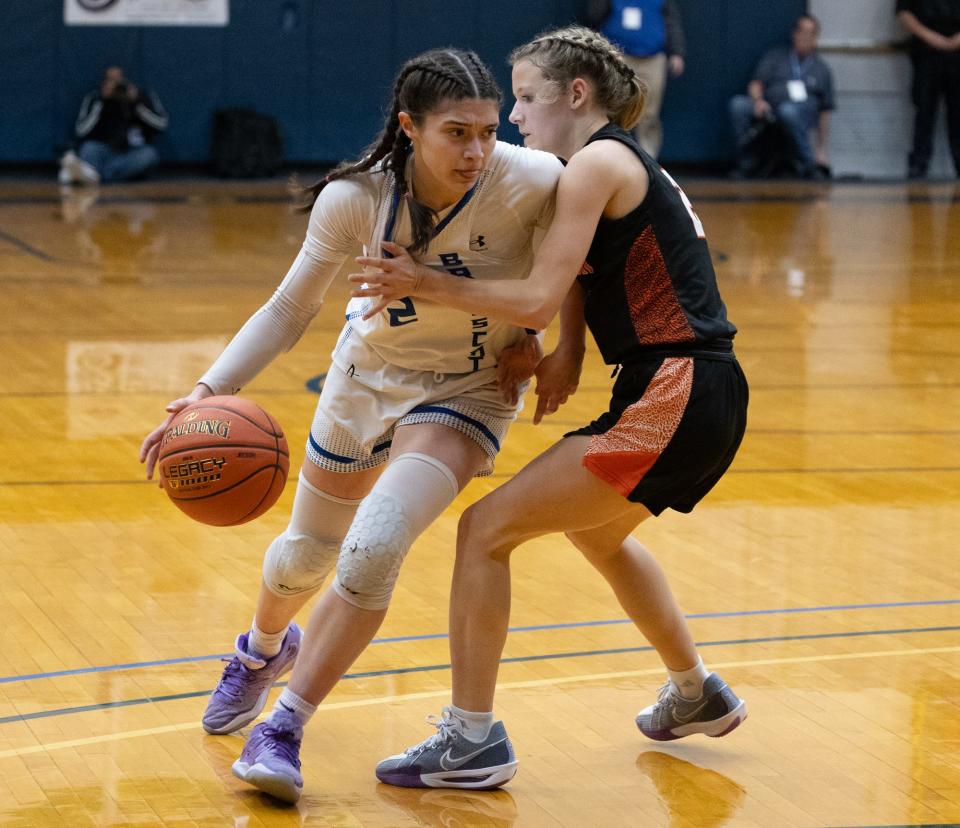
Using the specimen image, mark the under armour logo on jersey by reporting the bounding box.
[578,260,594,276]
[469,234,488,251]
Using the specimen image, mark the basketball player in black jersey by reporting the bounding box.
[352,25,749,788]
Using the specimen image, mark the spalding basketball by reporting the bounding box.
[158,396,289,526]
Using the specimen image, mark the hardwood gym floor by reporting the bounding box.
[0,176,957,826]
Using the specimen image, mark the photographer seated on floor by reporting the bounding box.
[59,66,169,186]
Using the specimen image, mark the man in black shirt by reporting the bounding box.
[59,66,169,186]
[896,0,960,177]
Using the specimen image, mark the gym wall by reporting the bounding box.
[2,0,804,166]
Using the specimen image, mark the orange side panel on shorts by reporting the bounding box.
[582,357,694,497]
[625,226,696,345]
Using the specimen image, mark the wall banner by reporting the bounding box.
[64,0,229,27]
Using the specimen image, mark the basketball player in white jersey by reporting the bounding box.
[139,48,563,803]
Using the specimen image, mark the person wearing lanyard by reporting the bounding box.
[728,14,836,179]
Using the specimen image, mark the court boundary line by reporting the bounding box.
[3,192,959,207]
[4,464,960,487]
[0,641,957,760]
[0,600,957,686]
[0,625,956,729]
[0,227,53,261]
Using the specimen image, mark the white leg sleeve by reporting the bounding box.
[333,452,459,610]
[262,472,362,597]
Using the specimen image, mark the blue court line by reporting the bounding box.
[4,465,960,487]
[527,425,960,435]
[0,599,956,686]
[364,598,960,643]
[0,228,52,261]
[1,190,955,208]
[843,824,960,828]
[744,428,960,436]
[0,195,187,206]
[753,381,960,389]
[0,479,155,486]
[728,467,960,474]
[0,624,956,726]
[487,466,960,479]
[574,381,960,393]
[692,193,960,204]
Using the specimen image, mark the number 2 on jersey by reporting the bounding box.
[660,168,706,239]
[388,297,418,326]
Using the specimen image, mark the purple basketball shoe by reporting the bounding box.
[202,623,302,735]
[232,709,304,804]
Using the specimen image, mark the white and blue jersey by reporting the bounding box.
[310,141,561,382]
[199,140,560,465]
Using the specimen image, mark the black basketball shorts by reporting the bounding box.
[566,353,748,516]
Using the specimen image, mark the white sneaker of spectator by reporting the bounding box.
[59,150,100,186]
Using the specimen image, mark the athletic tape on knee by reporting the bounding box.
[262,474,362,597]
[334,452,459,610]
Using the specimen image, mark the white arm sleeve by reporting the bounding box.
[198,179,372,395]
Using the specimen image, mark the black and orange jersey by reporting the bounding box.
[576,124,736,365]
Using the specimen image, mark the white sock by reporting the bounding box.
[449,704,494,743]
[668,657,710,700]
[272,688,317,726]
[248,621,286,660]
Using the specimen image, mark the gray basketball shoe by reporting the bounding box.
[636,673,747,741]
[201,623,302,735]
[376,708,518,789]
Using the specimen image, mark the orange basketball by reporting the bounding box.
[158,396,289,526]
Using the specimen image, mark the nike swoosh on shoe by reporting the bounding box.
[670,697,715,723]
[438,738,507,771]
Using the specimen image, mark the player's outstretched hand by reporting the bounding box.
[139,384,214,484]
[532,346,584,424]
[350,242,424,320]
[497,334,542,407]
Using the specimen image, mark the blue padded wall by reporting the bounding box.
[3,0,802,165]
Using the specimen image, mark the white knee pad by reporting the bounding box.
[334,493,412,609]
[334,452,459,611]
[263,531,342,596]
[262,473,362,597]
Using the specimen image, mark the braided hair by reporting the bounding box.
[301,48,501,254]
[510,26,646,131]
